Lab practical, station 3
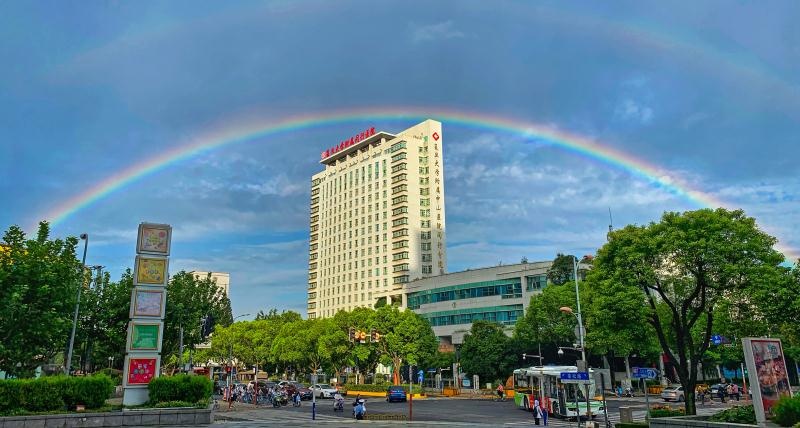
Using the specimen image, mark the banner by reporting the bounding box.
[742,337,792,423]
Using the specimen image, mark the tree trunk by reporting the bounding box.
[624,355,632,383]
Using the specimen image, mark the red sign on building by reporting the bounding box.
[321,127,376,160]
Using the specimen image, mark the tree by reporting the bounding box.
[373,305,438,384]
[592,208,785,415]
[0,223,82,377]
[162,271,233,370]
[514,283,578,349]
[460,321,516,385]
[546,253,576,285]
[583,275,660,380]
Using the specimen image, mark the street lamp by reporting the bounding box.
[559,255,591,420]
[65,233,89,375]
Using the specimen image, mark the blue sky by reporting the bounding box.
[2,1,798,318]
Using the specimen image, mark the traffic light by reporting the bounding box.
[371,330,381,342]
[357,330,367,343]
[348,327,356,342]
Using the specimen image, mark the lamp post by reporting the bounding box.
[227,314,250,401]
[65,233,89,375]
[559,255,590,420]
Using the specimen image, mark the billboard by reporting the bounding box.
[742,337,792,423]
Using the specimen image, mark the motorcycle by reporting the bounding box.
[333,397,344,412]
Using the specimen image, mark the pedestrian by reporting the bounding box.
[533,399,544,425]
[543,404,549,426]
[719,383,726,403]
[732,383,740,401]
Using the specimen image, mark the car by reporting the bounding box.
[311,383,339,398]
[291,382,314,400]
[661,385,684,402]
[386,385,407,403]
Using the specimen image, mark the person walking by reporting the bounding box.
[533,399,544,425]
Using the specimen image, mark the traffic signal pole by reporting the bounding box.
[408,365,413,421]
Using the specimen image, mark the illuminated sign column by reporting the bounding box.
[122,223,172,406]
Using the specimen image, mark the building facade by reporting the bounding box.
[308,120,447,319]
[190,271,230,297]
[398,261,578,349]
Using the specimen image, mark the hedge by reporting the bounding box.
[773,395,800,427]
[615,423,648,428]
[709,405,756,424]
[0,375,114,415]
[343,383,423,394]
[148,374,213,404]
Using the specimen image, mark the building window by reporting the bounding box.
[392,184,407,194]
[392,217,409,227]
[422,253,432,262]
[421,242,431,251]
[392,207,408,216]
[420,177,429,185]
[422,265,432,274]
[420,209,430,218]
[393,275,409,284]
[420,199,430,207]
[392,195,408,204]
[392,251,409,261]
[421,220,431,228]
[391,152,407,162]
[419,166,429,174]
[393,263,409,272]
[525,275,547,291]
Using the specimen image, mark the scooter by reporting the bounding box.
[333,397,344,412]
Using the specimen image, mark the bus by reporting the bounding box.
[513,366,605,420]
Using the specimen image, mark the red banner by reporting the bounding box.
[128,358,157,385]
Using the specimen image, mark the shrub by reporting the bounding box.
[615,423,649,428]
[773,395,800,427]
[148,375,213,404]
[95,368,122,385]
[709,405,756,424]
[0,375,113,415]
[649,407,686,418]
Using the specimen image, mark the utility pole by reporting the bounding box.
[65,233,89,375]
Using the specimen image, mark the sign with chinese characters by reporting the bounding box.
[130,287,166,318]
[632,367,658,379]
[743,338,792,423]
[320,127,376,160]
[560,371,591,384]
[133,255,169,286]
[136,223,171,256]
[125,356,159,386]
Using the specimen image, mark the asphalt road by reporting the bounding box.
[209,394,747,427]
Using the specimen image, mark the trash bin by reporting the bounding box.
[619,407,633,423]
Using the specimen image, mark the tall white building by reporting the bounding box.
[308,120,447,319]
[190,271,230,297]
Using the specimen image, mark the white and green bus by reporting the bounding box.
[513,366,605,420]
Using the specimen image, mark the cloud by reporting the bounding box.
[410,21,465,43]
[615,98,654,124]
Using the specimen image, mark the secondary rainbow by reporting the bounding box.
[39,107,797,260]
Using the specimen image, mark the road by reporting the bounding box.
[207,394,748,427]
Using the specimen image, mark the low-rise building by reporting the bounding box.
[190,271,230,297]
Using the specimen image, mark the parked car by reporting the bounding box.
[661,385,684,401]
[291,382,314,400]
[311,383,338,398]
[386,385,407,403]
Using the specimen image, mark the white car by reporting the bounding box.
[311,383,338,398]
[661,385,684,402]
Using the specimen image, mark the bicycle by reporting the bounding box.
[492,394,507,402]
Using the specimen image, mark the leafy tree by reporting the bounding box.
[373,305,437,384]
[76,269,132,372]
[460,320,516,384]
[0,223,82,377]
[331,308,379,383]
[514,283,578,349]
[162,271,233,370]
[583,275,659,380]
[547,253,577,285]
[592,208,785,415]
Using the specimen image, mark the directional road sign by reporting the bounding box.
[632,367,658,379]
[560,371,591,384]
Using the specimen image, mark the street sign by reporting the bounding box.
[632,367,658,379]
[560,371,591,384]
[711,334,723,345]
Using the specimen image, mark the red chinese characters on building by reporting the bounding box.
[320,127,376,160]
[127,358,157,385]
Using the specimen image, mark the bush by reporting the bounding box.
[709,405,756,424]
[615,423,649,428]
[153,399,208,409]
[95,368,122,385]
[148,375,213,404]
[649,408,686,418]
[0,375,114,415]
[773,396,800,427]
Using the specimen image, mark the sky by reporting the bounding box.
[1,1,799,318]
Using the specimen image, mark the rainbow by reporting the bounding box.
[38,107,798,260]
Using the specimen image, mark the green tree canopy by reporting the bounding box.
[0,223,82,377]
[592,208,785,415]
[460,320,516,384]
[514,282,578,348]
[547,253,577,286]
[373,305,437,383]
